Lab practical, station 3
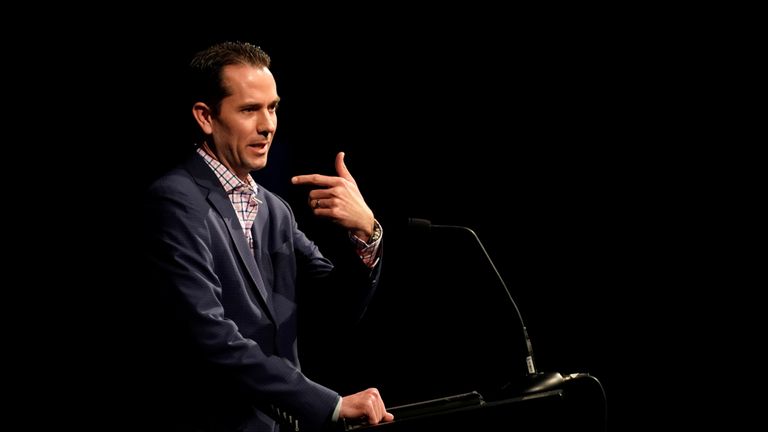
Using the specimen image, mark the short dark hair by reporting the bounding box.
[189,41,271,116]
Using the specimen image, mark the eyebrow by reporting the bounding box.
[241,97,281,109]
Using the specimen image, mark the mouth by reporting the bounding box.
[247,142,269,154]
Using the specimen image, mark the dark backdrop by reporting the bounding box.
[64,22,670,430]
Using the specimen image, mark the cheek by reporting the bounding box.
[233,122,253,139]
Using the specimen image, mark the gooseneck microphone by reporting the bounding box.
[407,218,564,394]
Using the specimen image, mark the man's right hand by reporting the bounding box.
[340,388,394,425]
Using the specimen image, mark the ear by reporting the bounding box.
[192,102,214,135]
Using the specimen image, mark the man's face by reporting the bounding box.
[208,64,279,178]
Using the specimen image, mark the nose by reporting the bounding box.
[257,110,276,138]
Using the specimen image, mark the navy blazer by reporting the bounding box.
[144,153,381,432]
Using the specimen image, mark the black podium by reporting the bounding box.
[345,389,560,431]
[342,375,605,431]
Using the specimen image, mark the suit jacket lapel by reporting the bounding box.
[251,187,268,266]
[186,155,277,324]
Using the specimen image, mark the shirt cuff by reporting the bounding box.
[332,395,342,422]
[350,219,382,268]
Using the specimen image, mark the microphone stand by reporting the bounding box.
[411,218,564,395]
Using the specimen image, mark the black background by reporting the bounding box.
[28,15,695,430]
[127,31,629,426]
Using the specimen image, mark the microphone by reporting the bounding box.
[407,218,564,394]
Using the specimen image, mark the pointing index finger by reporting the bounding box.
[291,174,338,187]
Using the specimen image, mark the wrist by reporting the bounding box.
[366,219,381,244]
[353,218,379,244]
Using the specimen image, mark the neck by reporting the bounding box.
[200,142,249,183]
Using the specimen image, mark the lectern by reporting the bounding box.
[342,376,604,431]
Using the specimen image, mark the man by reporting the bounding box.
[144,41,393,431]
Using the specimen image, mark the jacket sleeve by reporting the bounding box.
[280,193,383,327]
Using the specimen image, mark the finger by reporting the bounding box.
[307,189,334,201]
[292,174,336,187]
[375,405,386,425]
[311,208,334,217]
[371,392,385,424]
[367,407,381,425]
[383,411,394,422]
[291,174,341,187]
[335,152,356,184]
[310,198,337,211]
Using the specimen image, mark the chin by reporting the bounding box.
[250,157,268,171]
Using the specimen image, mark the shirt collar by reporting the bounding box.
[196,147,258,194]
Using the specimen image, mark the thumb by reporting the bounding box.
[335,152,356,183]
